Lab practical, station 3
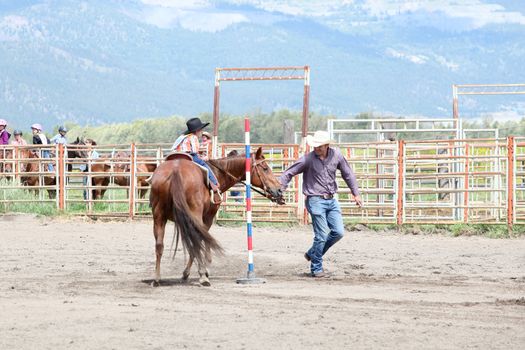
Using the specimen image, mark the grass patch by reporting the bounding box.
[400,223,520,238]
[0,178,58,216]
[342,221,523,238]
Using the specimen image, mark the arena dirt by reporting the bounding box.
[1,214,524,349]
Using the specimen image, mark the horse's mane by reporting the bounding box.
[208,154,245,174]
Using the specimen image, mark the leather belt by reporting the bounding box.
[309,194,334,200]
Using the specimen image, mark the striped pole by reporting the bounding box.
[237,117,266,284]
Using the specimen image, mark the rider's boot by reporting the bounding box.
[210,183,222,204]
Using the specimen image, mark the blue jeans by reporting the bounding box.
[305,197,345,274]
[42,150,54,172]
[191,153,218,186]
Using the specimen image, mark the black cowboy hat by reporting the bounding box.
[184,117,210,135]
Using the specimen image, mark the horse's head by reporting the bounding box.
[114,151,131,171]
[250,147,285,204]
[69,137,89,159]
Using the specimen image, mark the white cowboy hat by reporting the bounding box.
[306,130,334,147]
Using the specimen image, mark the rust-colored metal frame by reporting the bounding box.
[453,83,525,120]
[212,66,310,157]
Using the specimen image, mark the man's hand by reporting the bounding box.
[354,195,363,208]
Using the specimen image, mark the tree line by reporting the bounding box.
[10,111,525,145]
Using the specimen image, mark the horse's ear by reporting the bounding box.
[255,147,263,159]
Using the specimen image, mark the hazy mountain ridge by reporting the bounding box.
[1,0,524,130]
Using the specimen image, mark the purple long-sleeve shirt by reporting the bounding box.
[0,130,10,145]
[280,147,360,197]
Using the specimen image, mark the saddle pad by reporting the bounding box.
[165,152,192,161]
[164,152,214,188]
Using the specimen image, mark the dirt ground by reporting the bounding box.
[1,214,524,350]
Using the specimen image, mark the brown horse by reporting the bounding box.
[20,149,57,199]
[149,147,284,287]
[112,151,157,199]
[89,151,157,200]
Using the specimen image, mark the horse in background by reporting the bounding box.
[18,138,89,199]
[67,138,89,172]
[20,148,57,199]
[90,150,157,200]
[149,147,284,287]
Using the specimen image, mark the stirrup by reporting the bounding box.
[210,189,222,204]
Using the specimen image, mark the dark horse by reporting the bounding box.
[149,147,284,286]
[67,137,90,172]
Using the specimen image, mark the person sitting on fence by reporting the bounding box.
[31,123,53,172]
[10,130,27,146]
[50,126,68,144]
[227,149,242,202]
[171,117,221,204]
[199,131,212,160]
[80,139,100,200]
[0,119,11,145]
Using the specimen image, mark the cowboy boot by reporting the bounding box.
[210,183,222,204]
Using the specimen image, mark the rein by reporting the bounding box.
[209,157,273,200]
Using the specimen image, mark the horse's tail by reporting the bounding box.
[169,170,222,265]
[170,223,180,262]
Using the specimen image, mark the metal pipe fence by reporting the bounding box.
[0,138,521,227]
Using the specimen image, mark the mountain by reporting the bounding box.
[0,0,524,131]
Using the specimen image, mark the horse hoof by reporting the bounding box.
[151,280,160,287]
[182,273,190,281]
[199,279,211,287]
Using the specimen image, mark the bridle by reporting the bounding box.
[210,156,277,201]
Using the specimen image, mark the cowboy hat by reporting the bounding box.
[306,130,334,147]
[184,117,210,135]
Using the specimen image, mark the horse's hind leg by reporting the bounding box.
[153,215,167,287]
[197,244,212,286]
[182,255,194,281]
[198,261,211,286]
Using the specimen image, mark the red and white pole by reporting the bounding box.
[237,117,265,284]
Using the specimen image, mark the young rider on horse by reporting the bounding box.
[31,123,53,172]
[171,117,222,204]
[50,126,68,144]
[10,130,27,146]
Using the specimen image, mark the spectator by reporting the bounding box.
[31,123,53,171]
[50,126,68,144]
[10,130,27,146]
[199,131,212,160]
[0,119,10,145]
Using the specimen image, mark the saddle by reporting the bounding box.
[164,152,221,204]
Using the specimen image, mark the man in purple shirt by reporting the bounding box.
[280,130,362,278]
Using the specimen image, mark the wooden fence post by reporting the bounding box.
[397,140,405,226]
[507,136,515,231]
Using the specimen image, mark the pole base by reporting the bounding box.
[236,271,266,284]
